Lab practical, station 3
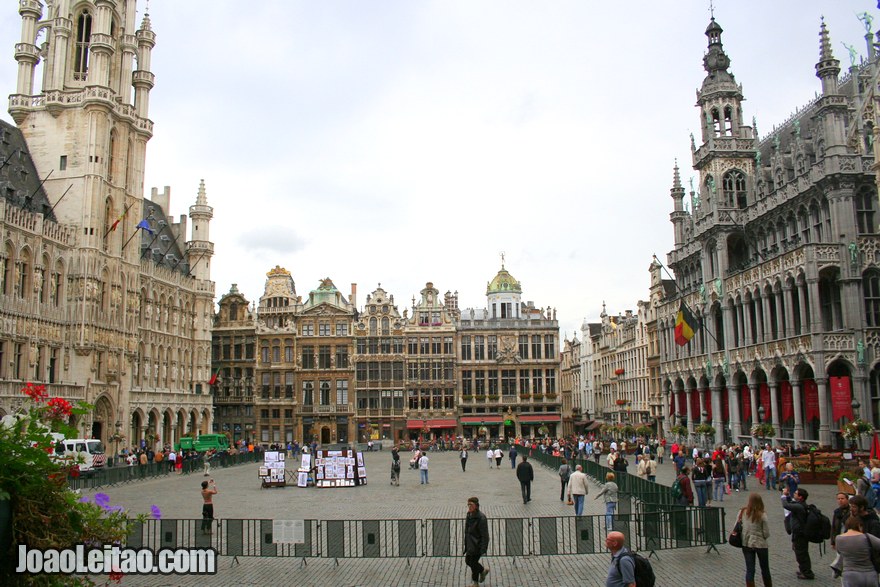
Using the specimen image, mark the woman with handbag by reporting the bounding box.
[739,492,771,587]
[835,515,880,586]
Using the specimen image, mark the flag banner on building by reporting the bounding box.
[208,367,221,386]
[702,389,712,421]
[677,391,686,415]
[781,381,794,422]
[830,376,853,421]
[674,302,697,346]
[722,388,729,422]
[741,385,751,420]
[690,390,700,421]
[804,379,819,421]
[759,383,771,421]
[136,218,155,235]
[110,205,129,232]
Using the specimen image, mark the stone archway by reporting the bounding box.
[93,395,114,442]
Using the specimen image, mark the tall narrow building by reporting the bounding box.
[0,1,215,450]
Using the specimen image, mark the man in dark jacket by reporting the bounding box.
[464,496,490,587]
[516,455,534,504]
[782,487,813,580]
[830,492,852,577]
[849,494,880,537]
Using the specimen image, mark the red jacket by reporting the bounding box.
[677,474,694,504]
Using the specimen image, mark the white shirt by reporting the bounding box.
[418,455,429,470]
[762,449,776,470]
[610,441,618,451]
[487,449,494,460]
[493,448,502,458]
[692,447,700,459]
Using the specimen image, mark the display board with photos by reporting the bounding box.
[259,451,287,487]
[314,449,367,487]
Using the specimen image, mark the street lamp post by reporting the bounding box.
[757,405,766,446]
[852,397,862,450]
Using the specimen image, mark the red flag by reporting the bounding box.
[830,376,853,421]
[741,385,751,420]
[804,380,819,421]
[674,303,697,346]
[781,381,794,421]
[208,367,221,386]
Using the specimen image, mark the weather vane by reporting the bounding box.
[500,251,505,269]
[709,0,715,19]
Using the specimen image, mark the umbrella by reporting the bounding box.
[871,431,880,461]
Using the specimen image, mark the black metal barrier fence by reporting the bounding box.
[514,445,678,512]
[67,451,260,491]
[127,509,725,559]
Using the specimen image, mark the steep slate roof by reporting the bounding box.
[0,119,54,221]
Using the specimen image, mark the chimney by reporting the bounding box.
[350,283,357,308]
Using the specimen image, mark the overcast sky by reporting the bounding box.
[0,1,873,339]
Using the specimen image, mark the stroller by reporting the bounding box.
[391,459,401,486]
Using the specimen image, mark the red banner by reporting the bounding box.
[670,395,674,416]
[678,391,686,415]
[741,385,751,420]
[703,389,712,421]
[831,376,854,422]
[804,379,819,421]
[722,388,729,422]
[781,381,794,422]
[690,390,700,421]
[759,383,771,421]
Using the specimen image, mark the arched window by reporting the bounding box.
[103,198,113,252]
[711,108,721,136]
[381,317,389,335]
[856,185,877,235]
[811,204,823,242]
[864,270,880,327]
[17,247,31,300]
[723,105,733,136]
[74,12,92,81]
[369,317,377,336]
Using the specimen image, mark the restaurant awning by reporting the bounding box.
[518,414,561,423]
[460,416,503,425]
[585,421,603,431]
[406,419,458,429]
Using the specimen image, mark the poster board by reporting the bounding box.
[259,451,287,487]
[314,449,367,487]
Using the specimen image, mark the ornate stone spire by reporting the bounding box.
[816,17,840,95]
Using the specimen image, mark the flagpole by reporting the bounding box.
[137,222,166,257]
[48,184,73,216]
[121,219,149,253]
[103,202,133,239]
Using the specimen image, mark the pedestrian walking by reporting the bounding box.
[202,449,213,476]
[738,492,772,587]
[463,497,490,587]
[516,455,534,504]
[567,465,590,516]
[486,447,494,469]
[595,472,619,531]
[692,458,711,507]
[418,452,429,484]
[762,445,777,490]
[493,447,503,469]
[200,479,217,534]
[781,486,814,580]
[604,531,634,587]
[835,516,880,586]
[558,458,571,501]
[460,446,469,472]
[830,491,852,578]
[657,443,665,465]
[711,456,728,502]
[508,445,517,469]
[391,447,401,486]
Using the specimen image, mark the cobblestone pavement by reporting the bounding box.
[85,451,846,586]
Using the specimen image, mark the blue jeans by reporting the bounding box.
[605,501,616,530]
[743,546,771,584]
[510,457,516,469]
[572,494,585,516]
[713,477,726,501]
[694,481,708,507]
[764,467,776,490]
[420,469,428,484]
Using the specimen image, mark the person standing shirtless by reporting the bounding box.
[200,479,218,534]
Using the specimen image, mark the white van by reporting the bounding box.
[53,437,107,471]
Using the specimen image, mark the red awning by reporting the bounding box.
[406,421,424,429]
[460,416,503,424]
[427,419,457,428]
[518,414,561,423]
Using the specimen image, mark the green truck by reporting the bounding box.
[175,434,230,452]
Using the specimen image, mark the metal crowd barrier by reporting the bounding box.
[67,451,260,491]
[126,509,725,560]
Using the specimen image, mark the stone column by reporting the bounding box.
[791,380,804,446]
[782,284,796,338]
[807,278,822,333]
[769,382,781,446]
[761,294,773,342]
[798,282,810,335]
[711,386,723,446]
[686,388,694,436]
[728,385,742,441]
[749,383,759,443]
[817,377,831,446]
[774,289,785,340]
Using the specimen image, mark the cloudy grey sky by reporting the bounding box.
[0,1,872,339]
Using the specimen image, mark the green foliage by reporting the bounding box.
[669,425,689,438]
[750,423,776,438]
[695,423,716,437]
[841,419,875,440]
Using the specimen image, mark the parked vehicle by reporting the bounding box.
[175,434,230,453]
[52,436,107,471]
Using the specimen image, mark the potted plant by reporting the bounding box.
[841,419,875,440]
[695,423,716,437]
[670,424,689,439]
[635,425,653,438]
[487,394,499,401]
[462,394,474,401]
[750,422,776,439]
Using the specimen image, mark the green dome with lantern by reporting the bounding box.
[486,266,522,295]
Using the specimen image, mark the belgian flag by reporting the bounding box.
[674,302,697,346]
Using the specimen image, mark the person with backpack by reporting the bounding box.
[856,471,878,511]
[849,494,880,537]
[605,530,654,587]
[673,466,694,506]
[739,492,772,587]
[781,487,815,580]
[557,458,571,501]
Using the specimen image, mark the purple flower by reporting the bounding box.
[108,505,124,513]
[93,493,111,508]
[78,496,90,503]
[150,505,162,519]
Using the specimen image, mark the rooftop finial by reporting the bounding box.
[672,160,683,190]
[500,251,505,269]
[709,0,714,20]
[819,16,834,61]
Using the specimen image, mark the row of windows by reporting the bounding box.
[460,369,557,395]
[0,340,59,382]
[460,335,556,360]
[356,389,405,410]
[406,361,455,381]
[356,338,405,354]
[300,322,348,336]
[300,380,349,406]
[355,361,405,382]
[1,248,64,306]
[407,337,454,355]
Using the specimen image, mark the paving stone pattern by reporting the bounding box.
[87,451,847,586]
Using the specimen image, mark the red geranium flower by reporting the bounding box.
[23,382,49,403]
[46,397,73,419]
